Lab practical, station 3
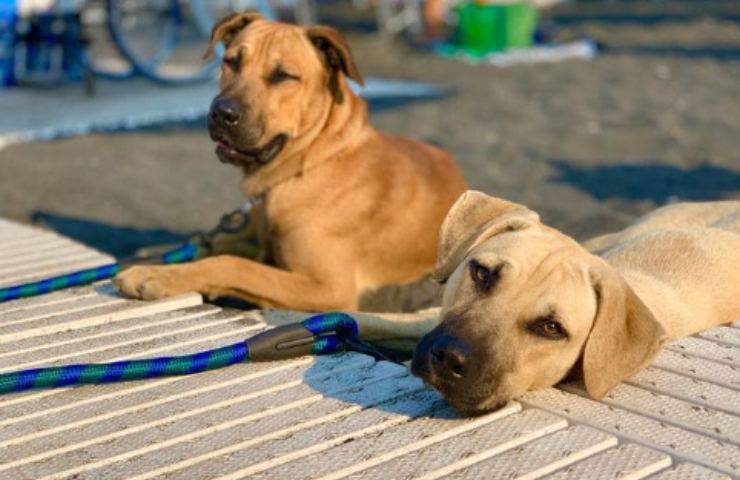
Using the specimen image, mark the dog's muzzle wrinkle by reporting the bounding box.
[208,96,288,174]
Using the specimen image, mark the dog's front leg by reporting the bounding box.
[115,254,357,311]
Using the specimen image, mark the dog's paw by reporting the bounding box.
[114,265,197,300]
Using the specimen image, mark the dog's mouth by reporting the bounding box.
[214,134,288,171]
[422,376,503,414]
[411,359,504,415]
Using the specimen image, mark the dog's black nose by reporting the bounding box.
[210,97,241,126]
[429,334,470,380]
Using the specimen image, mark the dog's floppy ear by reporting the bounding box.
[434,190,539,282]
[203,12,263,60]
[581,263,668,399]
[306,25,364,102]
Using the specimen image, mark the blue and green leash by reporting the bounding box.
[0,311,401,396]
[0,240,201,303]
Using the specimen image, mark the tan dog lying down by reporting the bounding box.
[114,14,466,310]
[346,191,740,414]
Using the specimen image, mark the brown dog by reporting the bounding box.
[115,14,467,311]
[406,191,740,413]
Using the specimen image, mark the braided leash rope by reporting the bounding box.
[0,242,201,303]
[0,312,362,395]
[0,341,247,395]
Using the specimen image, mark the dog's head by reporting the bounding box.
[411,191,667,414]
[203,13,363,173]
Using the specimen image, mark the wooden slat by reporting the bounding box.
[0,236,81,255]
[543,444,671,480]
[0,282,112,315]
[697,327,740,348]
[651,349,740,390]
[0,257,115,288]
[421,426,619,480]
[0,292,202,346]
[627,367,740,416]
[0,250,105,276]
[666,337,740,367]
[562,383,740,444]
[0,304,221,361]
[646,463,731,480]
[0,243,93,268]
[521,388,740,476]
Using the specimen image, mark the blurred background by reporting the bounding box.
[0,0,738,262]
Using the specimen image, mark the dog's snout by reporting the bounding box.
[210,97,241,126]
[430,334,470,379]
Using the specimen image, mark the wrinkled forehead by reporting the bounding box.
[228,21,321,71]
[475,233,595,318]
[472,231,569,268]
[476,232,590,288]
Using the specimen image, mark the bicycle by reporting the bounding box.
[4,0,317,88]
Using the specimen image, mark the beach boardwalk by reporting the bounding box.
[0,218,737,479]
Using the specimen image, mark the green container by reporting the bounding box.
[454,2,538,56]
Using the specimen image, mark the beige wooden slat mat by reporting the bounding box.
[0,218,114,289]
[0,218,737,480]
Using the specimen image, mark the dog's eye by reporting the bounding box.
[529,316,568,340]
[223,55,241,72]
[267,67,299,85]
[468,260,501,292]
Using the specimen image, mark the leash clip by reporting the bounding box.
[246,323,323,361]
[246,312,403,364]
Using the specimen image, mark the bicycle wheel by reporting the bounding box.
[106,0,218,85]
[81,2,136,80]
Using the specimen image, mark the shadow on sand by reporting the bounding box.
[31,211,189,259]
[603,44,740,62]
[549,160,740,203]
[552,11,740,27]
